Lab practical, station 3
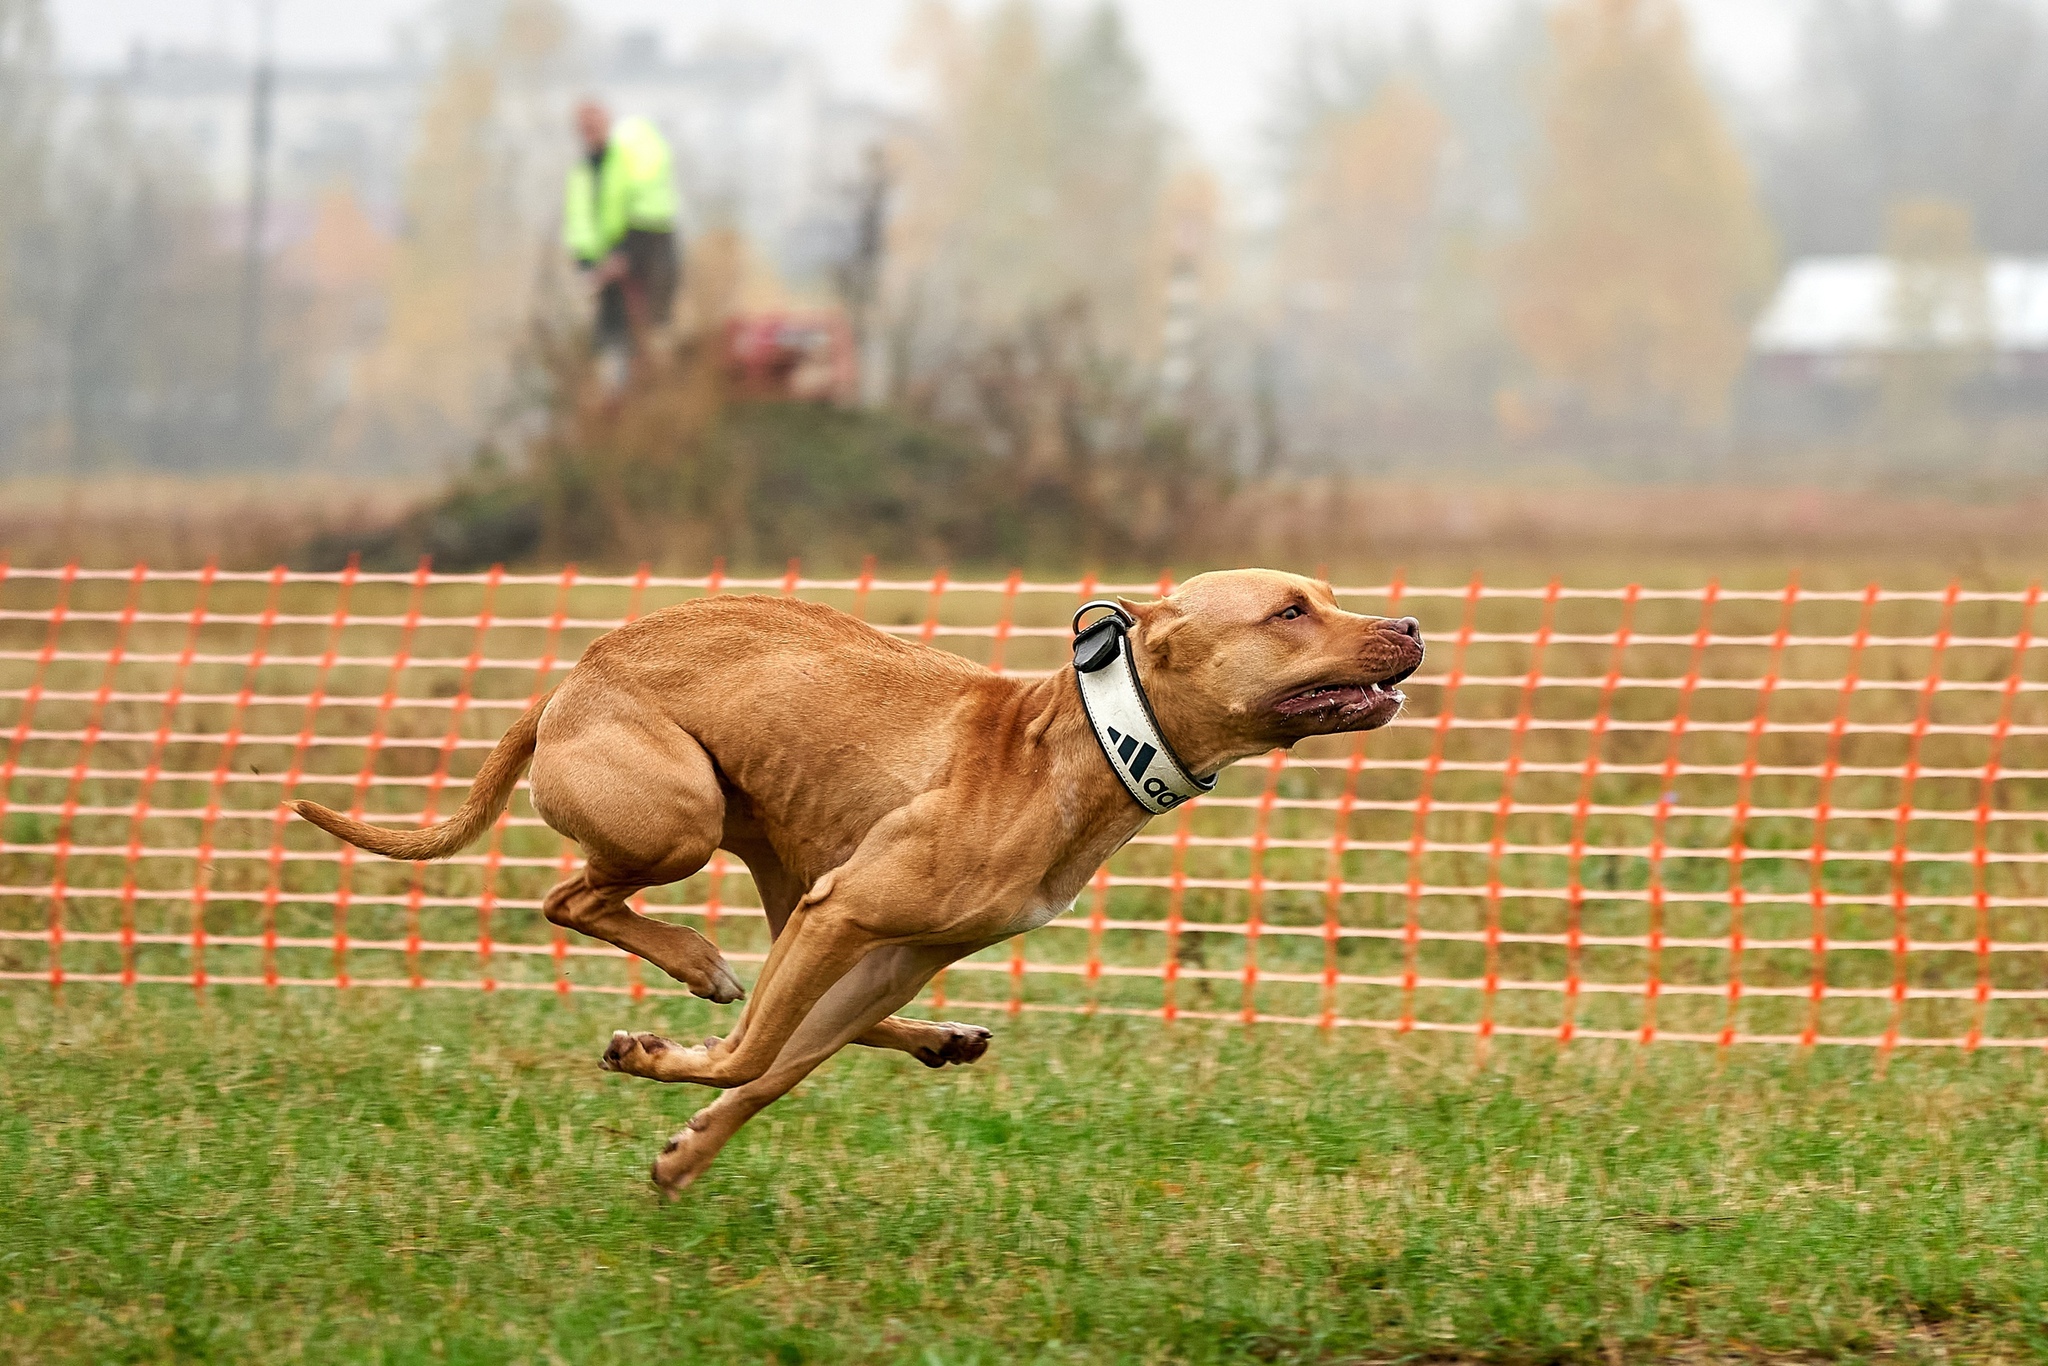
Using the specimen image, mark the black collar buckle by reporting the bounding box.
[1072,600,1132,674]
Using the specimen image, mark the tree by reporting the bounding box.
[886,1,1170,372]
[1270,79,1448,459]
[1765,0,2048,256]
[0,0,48,288]
[1880,196,1987,444]
[1282,80,1446,314]
[280,187,396,451]
[878,1,1229,560]
[1505,0,1774,428]
[353,0,571,471]
[0,0,55,468]
[51,97,252,472]
[1259,6,1548,464]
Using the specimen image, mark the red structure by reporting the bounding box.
[723,311,857,402]
[2,563,2045,1052]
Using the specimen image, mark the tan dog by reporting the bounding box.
[294,569,1423,1195]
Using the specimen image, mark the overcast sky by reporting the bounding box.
[52,0,1806,182]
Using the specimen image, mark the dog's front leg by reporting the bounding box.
[646,940,978,1197]
[602,805,1013,1089]
[600,868,881,1088]
[734,847,991,1068]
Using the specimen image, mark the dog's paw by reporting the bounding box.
[601,1029,677,1078]
[916,1023,993,1068]
[692,963,746,1005]
[650,1113,717,1199]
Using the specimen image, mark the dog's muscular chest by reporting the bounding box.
[996,891,1074,937]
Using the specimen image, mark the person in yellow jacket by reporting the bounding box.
[563,100,680,368]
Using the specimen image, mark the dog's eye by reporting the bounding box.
[1275,605,1305,622]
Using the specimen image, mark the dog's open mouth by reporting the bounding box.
[1274,680,1399,719]
[1273,662,1419,723]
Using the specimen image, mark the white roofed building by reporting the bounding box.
[1754,256,2048,361]
[1746,255,2048,433]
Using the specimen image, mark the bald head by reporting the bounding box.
[574,99,611,155]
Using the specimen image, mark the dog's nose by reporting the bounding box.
[1390,616,1422,641]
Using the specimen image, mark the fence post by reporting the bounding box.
[1803,585,1878,1048]
[1400,576,1481,1035]
[1561,583,1638,1046]
[1720,578,1798,1047]
[1881,582,1959,1058]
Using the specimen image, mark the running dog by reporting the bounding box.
[293,568,1423,1196]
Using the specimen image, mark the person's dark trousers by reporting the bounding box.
[595,228,682,353]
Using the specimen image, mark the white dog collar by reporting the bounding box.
[1071,601,1216,814]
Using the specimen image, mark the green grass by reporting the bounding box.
[4,990,2046,1363]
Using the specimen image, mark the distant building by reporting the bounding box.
[63,46,428,239]
[1747,254,2048,432]
[1754,256,2048,367]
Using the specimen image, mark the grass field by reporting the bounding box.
[5,987,2046,1364]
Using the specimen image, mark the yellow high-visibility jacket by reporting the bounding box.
[562,116,678,264]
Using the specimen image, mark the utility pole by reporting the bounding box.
[236,0,277,448]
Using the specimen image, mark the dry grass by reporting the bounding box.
[3,471,2042,590]
[0,475,411,572]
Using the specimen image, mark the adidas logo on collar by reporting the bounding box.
[1070,600,1216,815]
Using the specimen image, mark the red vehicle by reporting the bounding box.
[724,311,857,402]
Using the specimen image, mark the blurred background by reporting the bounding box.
[3,0,2044,576]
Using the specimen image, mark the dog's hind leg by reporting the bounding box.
[855,1016,993,1067]
[529,696,743,1004]
[541,863,743,1004]
[644,940,981,1197]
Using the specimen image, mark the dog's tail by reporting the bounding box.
[291,689,553,861]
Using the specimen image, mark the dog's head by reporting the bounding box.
[1123,569,1424,768]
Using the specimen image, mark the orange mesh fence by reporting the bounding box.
[3,561,2046,1050]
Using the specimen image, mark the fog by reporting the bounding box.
[50,0,1804,186]
[9,0,2048,533]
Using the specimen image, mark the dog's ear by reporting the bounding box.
[1122,596,1189,667]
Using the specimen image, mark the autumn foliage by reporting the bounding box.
[14,0,2048,537]
[1505,0,1775,427]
